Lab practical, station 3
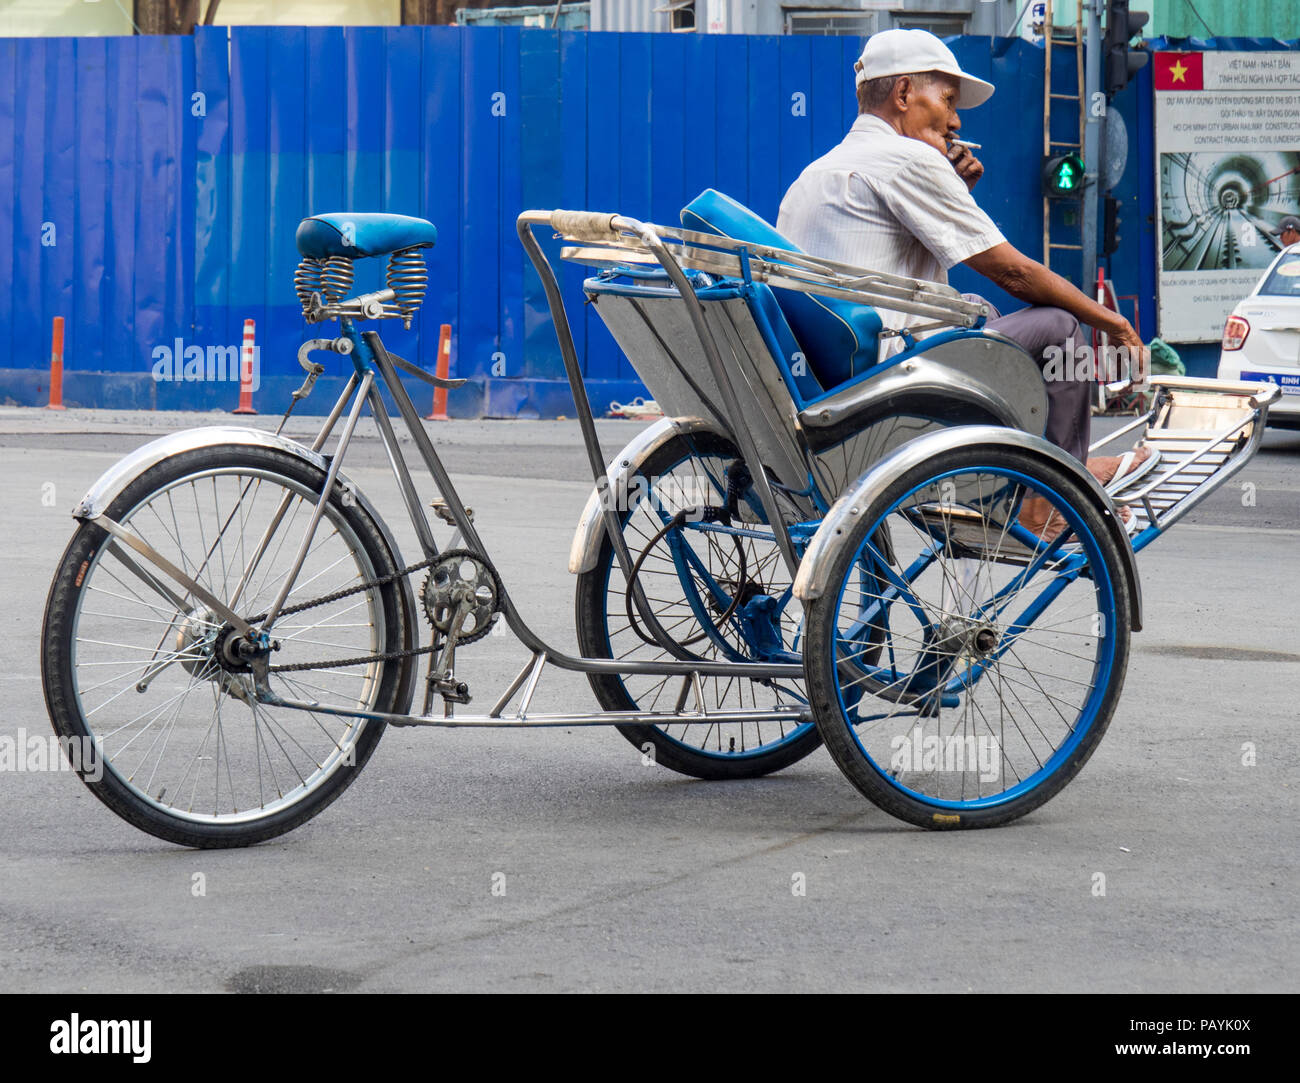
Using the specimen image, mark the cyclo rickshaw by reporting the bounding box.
[40,190,1278,847]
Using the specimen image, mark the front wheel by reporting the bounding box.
[41,444,411,848]
[803,444,1130,829]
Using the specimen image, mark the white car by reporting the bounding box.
[1217,244,1300,428]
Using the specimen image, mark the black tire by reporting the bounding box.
[41,444,409,848]
[804,444,1131,829]
[575,429,820,779]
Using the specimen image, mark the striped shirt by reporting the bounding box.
[775,113,1006,355]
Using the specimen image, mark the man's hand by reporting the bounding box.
[946,143,984,191]
[1108,319,1150,384]
[965,244,1156,383]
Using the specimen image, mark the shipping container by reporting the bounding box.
[589,0,1026,37]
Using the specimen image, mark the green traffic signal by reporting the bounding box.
[1043,154,1086,200]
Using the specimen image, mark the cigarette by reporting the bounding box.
[950,138,981,150]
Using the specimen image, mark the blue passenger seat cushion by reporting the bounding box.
[749,283,822,400]
[681,189,883,390]
[296,212,438,259]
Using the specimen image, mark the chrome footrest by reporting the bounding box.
[1108,376,1279,534]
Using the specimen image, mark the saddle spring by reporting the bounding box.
[293,257,324,311]
[320,256,355,302]
[387,247,428,327]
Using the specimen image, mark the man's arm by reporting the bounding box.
[965,242,1145,361]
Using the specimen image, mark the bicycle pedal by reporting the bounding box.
[431,675,471,705]
[430,498,473,525]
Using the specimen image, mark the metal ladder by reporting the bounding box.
[1043,0,1086,275]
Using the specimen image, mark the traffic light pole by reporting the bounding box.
[1082,0,1103,296]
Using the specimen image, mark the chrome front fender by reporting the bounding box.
[72,425,420,713]
[567,415,728,574]
[74,426,331,517]
[791,425,1143,631]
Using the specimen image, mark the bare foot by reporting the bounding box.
[1018,496,1067,543]
[1086,445,1153,487]
[1019,497,1132,544]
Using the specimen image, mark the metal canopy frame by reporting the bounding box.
[516,209,995,581]
[548,215,991,333]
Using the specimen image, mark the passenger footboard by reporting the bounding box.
[1094,376,1281,550]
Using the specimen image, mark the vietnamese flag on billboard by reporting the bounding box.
[1154,52,1204,90]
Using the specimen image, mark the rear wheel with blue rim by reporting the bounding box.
[803,444,1130,828]
[575,430,822,779]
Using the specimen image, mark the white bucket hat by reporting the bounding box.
[854,28,995,109]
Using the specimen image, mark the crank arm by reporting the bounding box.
[430,595,475,708]
[86,513,257,639]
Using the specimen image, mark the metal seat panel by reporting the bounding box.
[586,289,811,498]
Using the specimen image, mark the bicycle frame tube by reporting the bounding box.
[260,370,375,632]
[319,327,802,683]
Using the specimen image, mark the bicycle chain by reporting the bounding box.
[270,640,442,674]
[241,554,445,674]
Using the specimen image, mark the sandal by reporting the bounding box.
[1088,445,1160,493]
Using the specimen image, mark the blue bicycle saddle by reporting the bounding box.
[295,213,438,259]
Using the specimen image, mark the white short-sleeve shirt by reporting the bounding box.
[775,113,1006,354]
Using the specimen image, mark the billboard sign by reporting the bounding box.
[1155,51,1300,341]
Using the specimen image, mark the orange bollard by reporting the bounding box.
[46,316,66,410]
[426,324,452,421]
[233,318,258,414]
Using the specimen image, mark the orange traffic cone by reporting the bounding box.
[46,317,66,410]
[426,324,452,421]
[233,319,257,414]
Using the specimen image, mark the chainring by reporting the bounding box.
[420,548,502,645]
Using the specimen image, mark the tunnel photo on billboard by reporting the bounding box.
[1161,151,1300,272]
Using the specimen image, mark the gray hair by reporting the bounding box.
[857,70,936,113]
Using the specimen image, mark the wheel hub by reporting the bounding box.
[930,616,1001,660]
[215,625,257,673]
[971,625,1000,656]
[175,607,219,677]
[171,612,267,704]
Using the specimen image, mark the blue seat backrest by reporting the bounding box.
[748,282,822,401]
[681,189,883,390]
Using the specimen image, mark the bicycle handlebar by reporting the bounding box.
[548,210,623,242]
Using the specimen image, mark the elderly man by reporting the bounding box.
[775,29,1150,529]
[1277,216,1300,248]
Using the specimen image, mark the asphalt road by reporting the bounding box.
[1,406,1296,993]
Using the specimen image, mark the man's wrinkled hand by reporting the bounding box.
[947,143,984,191]
[1111,321,1150,384]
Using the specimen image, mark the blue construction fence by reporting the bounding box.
[0,28,1293,414]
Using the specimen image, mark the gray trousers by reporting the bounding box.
[961,295,1092,463]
